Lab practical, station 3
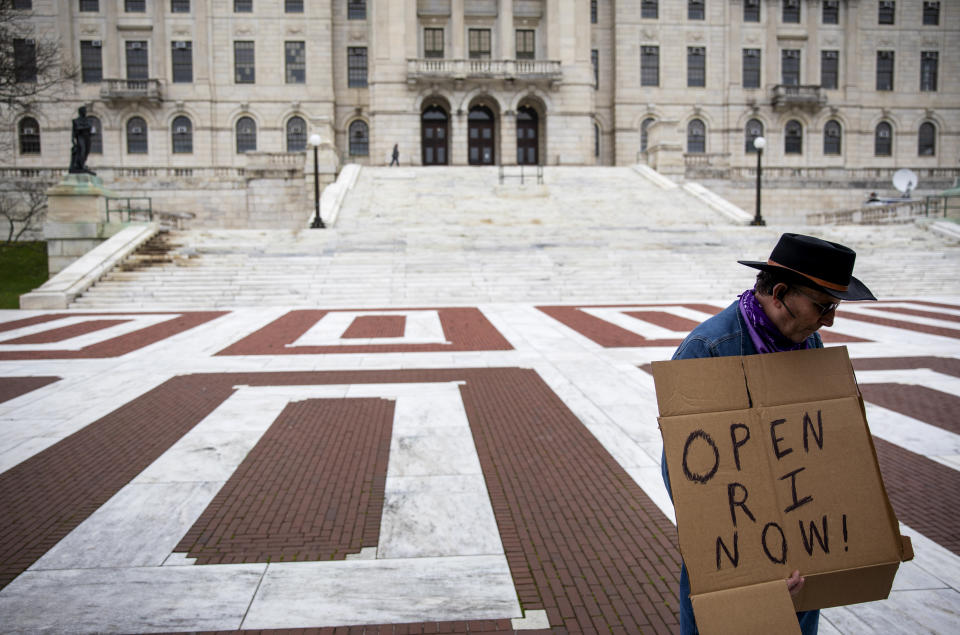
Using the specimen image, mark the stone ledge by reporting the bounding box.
[20,223,159,310]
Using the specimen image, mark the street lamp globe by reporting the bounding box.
[750,136,766,226]
[308,133,322,147]
[753,136,766,151]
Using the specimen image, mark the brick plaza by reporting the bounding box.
[1,299,959,633]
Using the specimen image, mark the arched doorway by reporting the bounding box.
[468,105,495,165]
[421,105,448,165]
[516,105,538,165]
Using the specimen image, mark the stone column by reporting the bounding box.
[499,0,514,59]
[452,108,468,165]
[502,109,517,166]
[451,0,465,59]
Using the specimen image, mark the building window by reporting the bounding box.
[171,41,192,83]
[641,0,658,19]
[285,41,305,84]
[171,0,190,12]
[822,0,839,24]
[516,30,535,60]
[18,117,40,154]
[347,46,367,87]
[89,116,102,154]
[918,122,936,156]
[744,0,759,22]
[80,41,103,83]
[641,117,654,152]
[348,0,366,20]
[687,119,705,153]
[286,116,306,152]
[14,39,37,83]
[591,49,599,89]
[234,0,252,12]
[13,1,32,9]
[874,122,892,156]
[876,50,894,91]
[785,119,803,154]
[782,0,800,23]
[688,0,704,20]
[285,0,303,12]
[349,120,369,156]
[424,28,443,58]
[821,50,838,89]
[171,116,192,153]
[590,0,597,24]
[234,41,255,83]
[236,116,256,153]
[878,1,895,24]
[641,46,659,86]
[923,1,940,25]
[781,49,800,86]
[127,117,148,154]
[80,0,99,11]
[687,47,705,87]
[921,52,938,91]
[125,0,145,12]
[468,29,491,60]
[125,41,148,80]
[823,120,841,155]
[745,119,763,153]
[743,48,761,88]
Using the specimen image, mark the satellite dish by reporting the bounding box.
[893,168,918,198]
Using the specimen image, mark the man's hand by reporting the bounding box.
[787,570,805,597]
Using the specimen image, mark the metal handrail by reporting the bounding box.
[105,196,153,223]
[498,164,543,185]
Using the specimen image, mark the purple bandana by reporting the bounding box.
[738,289,811,355]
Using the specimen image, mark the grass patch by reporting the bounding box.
[0,242,48,309]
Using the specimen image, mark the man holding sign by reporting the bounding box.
[661,233,877,635]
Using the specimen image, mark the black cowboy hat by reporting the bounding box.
[738,233,876,301]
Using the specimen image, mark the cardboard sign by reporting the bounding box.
[653,347,913,635]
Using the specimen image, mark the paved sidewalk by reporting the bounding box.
[1,298,959,634]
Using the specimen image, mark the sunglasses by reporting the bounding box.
[790,286,841,317]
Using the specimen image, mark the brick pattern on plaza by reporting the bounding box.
[0,319,130,344]
[538,303,870,348]
[0,368,681,632]
[342,315,407,339]
[0,376,60,404]
[840,306,960,339]
[176,398,394,564]
[217,308,512,355]
[0,312,227,360]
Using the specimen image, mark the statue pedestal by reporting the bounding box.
[44,174,123,275]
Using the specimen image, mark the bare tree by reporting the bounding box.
[0,4,76,112]
[0,181,48,245]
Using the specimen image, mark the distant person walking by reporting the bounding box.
[390,144,400,166]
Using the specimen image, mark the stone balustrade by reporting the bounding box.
[407,58,562,84]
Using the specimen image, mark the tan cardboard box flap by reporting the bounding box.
[741,347,858,408]
[691,580,801,635]
[652,355,749,417]
[792,562,901,612]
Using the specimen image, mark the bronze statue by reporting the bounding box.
[69,106,96,175]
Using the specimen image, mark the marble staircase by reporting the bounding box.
[69,167,960,309]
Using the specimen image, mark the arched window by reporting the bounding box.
[349,120,369,156]
[287,116,306,152]
[126,116,148,154]
[918,122,936,156]
[874,122,892,156]
[641,117,654,152]
[18,117,40,154]
[88,116,102,154]
[172,115,193,153]
[236,116,256,153]
[686,118,705,153]
[823,120,842,155]
[745,118,764,153]
[784,119,803,154]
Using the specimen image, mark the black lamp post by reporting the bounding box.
[308,133,325,229]
[751,136,766,226]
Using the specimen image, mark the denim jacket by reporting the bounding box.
[661,299,822,635]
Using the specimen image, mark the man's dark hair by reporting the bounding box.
[755,270,789,296]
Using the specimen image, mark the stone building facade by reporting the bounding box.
[3,0,958,225]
